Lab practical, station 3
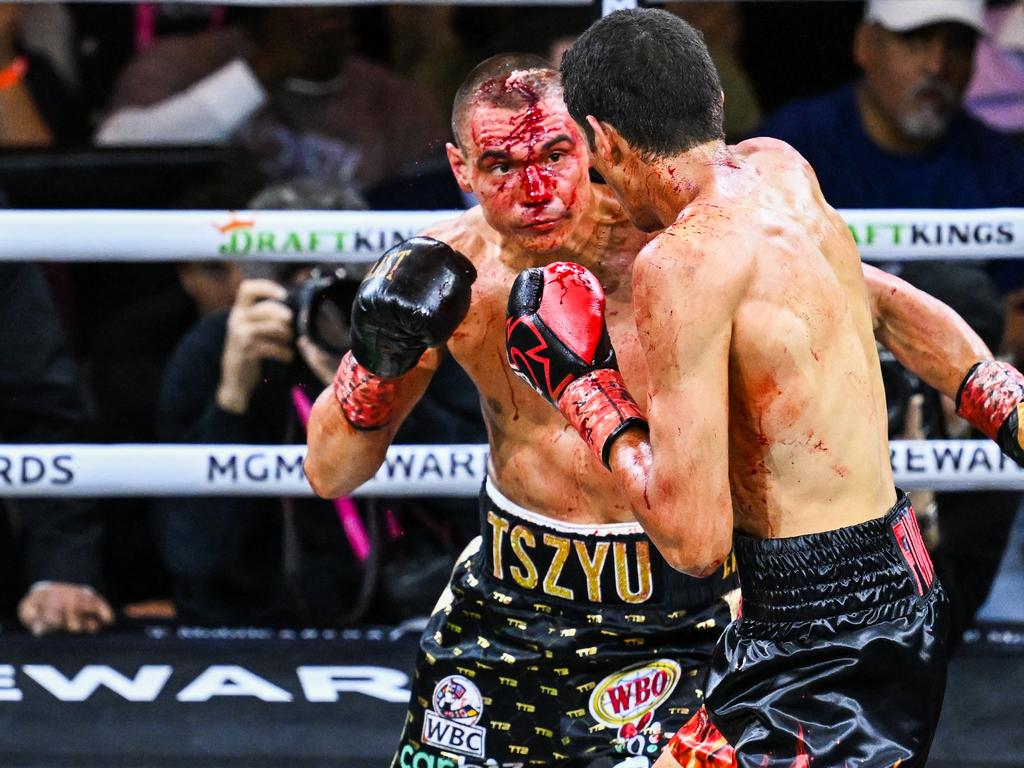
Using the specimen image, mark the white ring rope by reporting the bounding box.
[13,0,594,6]
[0,441,1019,497]
[0,208,1020,262]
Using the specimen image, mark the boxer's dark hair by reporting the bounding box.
[451,53,560,148]
[560,8,724,158]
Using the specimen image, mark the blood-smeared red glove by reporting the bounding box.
[956,359,1024,466]
[505,262,647,467]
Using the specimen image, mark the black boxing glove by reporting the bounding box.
[506,262,647,467]
[333,237,475,430]
[956,359,1024,466]
[351,236,476,378]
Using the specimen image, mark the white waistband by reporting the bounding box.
[484,476,645,537]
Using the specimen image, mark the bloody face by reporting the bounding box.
[589,149,666,234]
[457,90,593,252]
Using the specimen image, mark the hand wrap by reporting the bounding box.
[956,359,1024,466]
[333,351,398,431]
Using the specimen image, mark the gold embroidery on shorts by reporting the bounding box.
[614,540,652,603]
[542,533,574,599]
[574,539,609,602]
[509,524,539,589]
[487,511,510,579]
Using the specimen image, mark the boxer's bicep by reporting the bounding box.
[864,264,990,397]
[628,244,740,576]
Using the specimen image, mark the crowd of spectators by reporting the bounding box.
[1,1,1022,642]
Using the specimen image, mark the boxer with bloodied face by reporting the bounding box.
[306,53,1001,768]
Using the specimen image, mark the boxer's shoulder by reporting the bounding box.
[420,207,494,267]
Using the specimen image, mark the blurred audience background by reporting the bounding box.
[1,1,1022,640]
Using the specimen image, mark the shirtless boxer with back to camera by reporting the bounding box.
[481,9,1024,766]
[306,53,1013,768]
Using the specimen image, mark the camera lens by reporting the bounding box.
[288,269,358,356]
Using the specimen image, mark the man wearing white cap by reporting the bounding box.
[759,0,1024,211]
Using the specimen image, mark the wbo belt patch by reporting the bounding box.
[422,675,486,758]
[484,509,657,605]
[591,660,681,766]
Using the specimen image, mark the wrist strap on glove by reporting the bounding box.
[333,351,398,431]
[557,369,648,468]
[956,359,1024,464]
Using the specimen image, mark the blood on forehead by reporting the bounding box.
[468,74,578,157]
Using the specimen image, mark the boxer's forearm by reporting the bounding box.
[866,265,992,397]
[608,430,732,579]
[304,357,435,499]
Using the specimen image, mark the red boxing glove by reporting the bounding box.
[333,351,398,431]
[956,359,1024,466]
[505,262,647,467]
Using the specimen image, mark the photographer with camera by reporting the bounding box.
[155,255,362,626]
[155,179,483,627]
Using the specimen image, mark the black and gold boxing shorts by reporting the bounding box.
[391,478,739,768]
[668,491,949,768]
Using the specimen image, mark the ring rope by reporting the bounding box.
[0,441,1018,497]
[0,208,1019,262]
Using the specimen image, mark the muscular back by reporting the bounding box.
[424,201,655,524]
[636,139,895,540]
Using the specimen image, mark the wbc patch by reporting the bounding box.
[422,675,487,758]
[588,660,682,728]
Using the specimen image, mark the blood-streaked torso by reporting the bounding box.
[424,194,654,525]
[637,137,896,538]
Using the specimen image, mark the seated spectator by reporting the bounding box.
[758,0,1024,210]
[94,6,448,192]
[0,263,113,636]
[154,180,483,626]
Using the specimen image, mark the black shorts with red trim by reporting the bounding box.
[390,479,739,768]
[667,491,949,768]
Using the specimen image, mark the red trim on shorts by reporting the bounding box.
[892,509,935,597]
[667,707,737,767]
